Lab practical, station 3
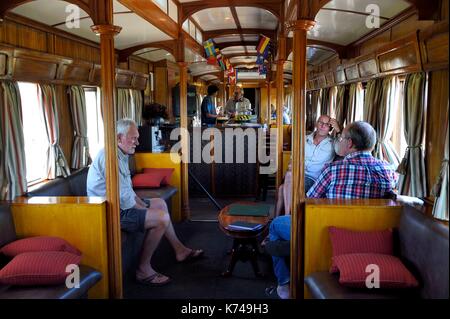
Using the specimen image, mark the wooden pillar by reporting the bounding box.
[276,59,285,189]
[178,62,190,219]
[266,81,271,125]
[221,71,227,109]
[90,23,123,299]
[287,19,315,299]
[275,35,286,189]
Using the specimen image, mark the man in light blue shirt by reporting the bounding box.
[87,119,203,286]
[304,114,340,190]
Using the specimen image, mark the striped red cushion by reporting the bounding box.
[0,251,82,286]
[142,168,174,185]
[329,227,393,273]
[0,236,81,257]
[334,253,419,289]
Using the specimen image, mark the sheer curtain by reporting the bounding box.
[374,76,401,166]
[130,89,143,125]
[116,88,132,120]
[334,85,347,128]
[0,81,27,199]
[346,82,363,126]
[38,84,70,179]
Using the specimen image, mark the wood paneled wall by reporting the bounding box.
[0,15,101,63]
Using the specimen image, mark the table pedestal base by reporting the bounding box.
[221,237,264,277]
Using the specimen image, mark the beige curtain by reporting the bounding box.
[68,86,90,169]
[363,78,382,127]
[320,87,330,116]
[374,76,401,166]
[432,114,448,221]
[116,88,131,120]
[0,81,27,199]
[131,89,143,126]
[397,73,427,197]
[38,84,70,179]
[346,82,363,126]
[334,85,347,128]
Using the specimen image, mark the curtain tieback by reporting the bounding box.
[406,145,422,149]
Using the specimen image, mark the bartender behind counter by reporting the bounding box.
[201,84,220,126]
[224,87,252,117]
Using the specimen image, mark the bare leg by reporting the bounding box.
[150,198,199,261]
[136,208,170,281]
[283,172,292,215]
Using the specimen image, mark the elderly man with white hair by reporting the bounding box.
[87,118,203,286]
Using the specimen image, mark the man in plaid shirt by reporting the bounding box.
[306,121,398,198]
[270,121,398,299]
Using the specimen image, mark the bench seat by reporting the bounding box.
[305,272,419,299]
[304,205,449,299]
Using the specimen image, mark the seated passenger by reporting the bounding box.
[269,121,398,299]
[87,118,203,286]
[274,115,339,217]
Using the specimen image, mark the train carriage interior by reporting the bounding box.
[0,0,448,304]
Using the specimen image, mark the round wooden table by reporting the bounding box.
[218,202,271,277]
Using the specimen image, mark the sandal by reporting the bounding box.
[177,249,204,263]
[136,273,171,286]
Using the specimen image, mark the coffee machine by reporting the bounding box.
[136,125,165,153]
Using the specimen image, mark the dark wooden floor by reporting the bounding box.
[124,194,279,299]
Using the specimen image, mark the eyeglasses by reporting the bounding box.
[317,120,331,128]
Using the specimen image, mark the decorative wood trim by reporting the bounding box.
[419,20,449,71]
[376,32,422,75]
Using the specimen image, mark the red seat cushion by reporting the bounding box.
[132,173,165,188]
[329,227,393,273]
[0,236,81,257]
[334,253,419,289]
[0,251,82,286]
[142,168,174,185]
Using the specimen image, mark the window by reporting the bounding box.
[182,19,189,33]
[84,87,104,160]
[189,19,196,38]
[18,82,48,184]
[168,0,178,23]
[152,0,167,12]
[391,80,407,159]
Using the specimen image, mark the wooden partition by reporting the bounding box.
[133,152,182,222]
[282,151,291,177]
[10,197,109,299]
[303,199,403,297]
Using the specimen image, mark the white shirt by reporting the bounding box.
[86,148,137,210]
[225,97,252,114]
[305,132,335,180]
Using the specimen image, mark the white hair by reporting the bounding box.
[116,118,137,136]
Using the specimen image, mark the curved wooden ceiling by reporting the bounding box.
[6,0,421,81]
